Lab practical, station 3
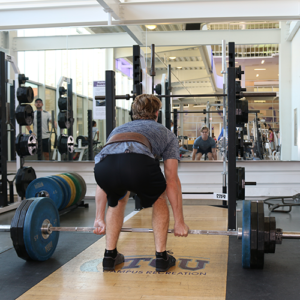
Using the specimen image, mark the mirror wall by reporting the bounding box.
[8,22,281,161]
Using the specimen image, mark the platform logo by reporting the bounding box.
[80,255,209,276]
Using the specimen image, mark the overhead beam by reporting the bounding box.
[286,21,300,42]
[145,29,281,46]
[0,1,299,30]
[96,1,145,45]
[119,1,300,24]
[0,4,109,30]
[12,29,281,51]
[13,33,137,51]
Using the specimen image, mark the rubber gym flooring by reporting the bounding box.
[0,199,300,299]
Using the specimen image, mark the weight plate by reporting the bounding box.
[57,135,74,154]
[47,176,70,211]
[58,111,73,129]
[17,86,34,103]
[10,199,34,260]
[52,175,71,210]
[69,172,86,202]
[56,174,76,207]
[257,201,265,269]
[15,134,38,157]
[16,104,34,126]
[250,201,258,268]
[25,177,64,210]
[15,166,37,198]
[62,173,82,206]
[269,217,276,253]
[242,200,251,268]
[23,197,60,261]
[264,217,270,253]
[58,97,68,111]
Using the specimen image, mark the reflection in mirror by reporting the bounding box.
[8,22,281,163]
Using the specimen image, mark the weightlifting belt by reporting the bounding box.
[104,132,152,152]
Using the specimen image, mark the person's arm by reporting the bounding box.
[212,148,217,160]
[93,185,107,235]
[164,159,189,237]
[96,130,99,141]
[192,148,197,160]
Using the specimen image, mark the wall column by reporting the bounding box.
[279,21,292,160]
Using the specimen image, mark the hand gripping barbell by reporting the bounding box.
[0,197,299,268]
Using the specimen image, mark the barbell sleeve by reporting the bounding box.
[0,225,11,232]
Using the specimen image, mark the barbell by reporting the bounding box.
[0,197,299,268]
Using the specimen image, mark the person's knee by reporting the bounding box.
[153,192,168,208]
[207,152,213,159]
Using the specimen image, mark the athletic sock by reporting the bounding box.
[156,250,168,260]
[105,248,118,258]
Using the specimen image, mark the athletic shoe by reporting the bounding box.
[155,251,176,272]
[103,252,125,271]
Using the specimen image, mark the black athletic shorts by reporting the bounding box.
[42,138,50,153]
[196,146,212,155]
[94,153,166,208]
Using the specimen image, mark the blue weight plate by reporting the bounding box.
[23,197,60,261]
[242,200,251,268]
[25,177,63,210]
[48,176,70,210]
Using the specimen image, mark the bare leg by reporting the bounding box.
[106,192,130,250]
[207,152,213,160]
[152,193,169,252]
[196,153,202,160]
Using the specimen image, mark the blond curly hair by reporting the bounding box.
[131,94,162,120]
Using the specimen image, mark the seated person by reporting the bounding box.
[192,127,217,160]
[179,144,190,158]
[179,144,189,155]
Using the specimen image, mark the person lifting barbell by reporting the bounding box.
[93,94,189,272]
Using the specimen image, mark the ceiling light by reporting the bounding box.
[254,69,266,71]
[254,100,266,103]
[256,74,259,77]
[145,25,157,30]
[261,60,265,64]
[169,56,176,60]
[177,66,182,69]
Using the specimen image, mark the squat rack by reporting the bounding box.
[95,42,277,231]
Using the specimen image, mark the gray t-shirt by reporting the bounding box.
[95,120,180,164]
[193,136,216,150]
[33,110,51,139]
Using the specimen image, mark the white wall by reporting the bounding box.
[291,25,300,160]
[8,160,300,198]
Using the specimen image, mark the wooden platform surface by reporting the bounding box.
[18,205,229,300]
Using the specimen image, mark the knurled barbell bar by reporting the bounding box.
[95,92,277,100]
[0,197,299,268]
